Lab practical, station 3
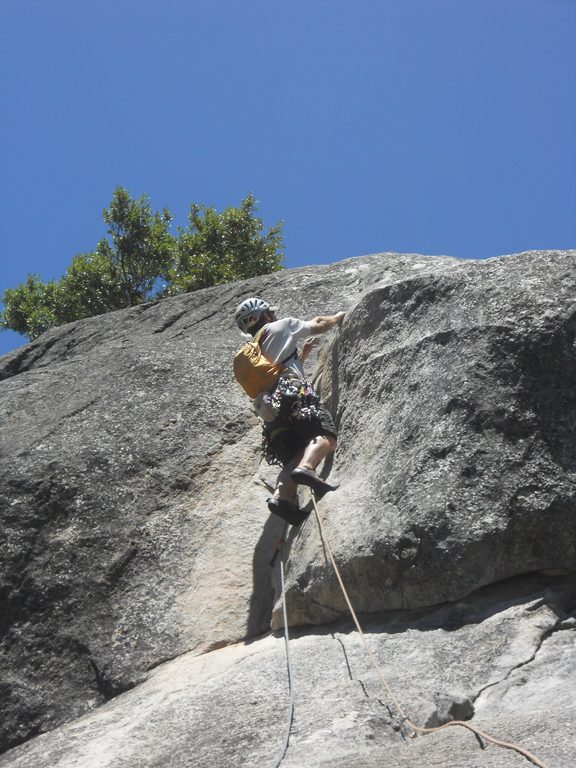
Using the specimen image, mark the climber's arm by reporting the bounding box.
[307,312,345,335]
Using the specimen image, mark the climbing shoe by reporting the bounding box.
[290,467,339,499]
[267,497,308,526]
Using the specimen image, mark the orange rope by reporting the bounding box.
[310,492,551,768]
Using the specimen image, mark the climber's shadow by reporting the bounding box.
[246,510,286,638]
[246,490,314,640]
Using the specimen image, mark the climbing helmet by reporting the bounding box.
[235,297,274,333]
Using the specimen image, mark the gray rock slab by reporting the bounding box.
[274,250,576,627]
[0,576,572,768]
[1,249,575,757]
[0,252,461,749]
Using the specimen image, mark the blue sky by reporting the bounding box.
[1,0,575,356]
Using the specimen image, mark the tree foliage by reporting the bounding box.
[1,188,284,340]
[101,187,175,304]
[1,276,59,340]
[166,194,284,294]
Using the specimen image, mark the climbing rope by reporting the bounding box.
[309,492,552,768]
[271,525,295,768]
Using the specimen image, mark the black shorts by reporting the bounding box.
[265,404,337,467]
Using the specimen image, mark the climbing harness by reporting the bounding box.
[270,378,323,423]
[271,493,553,768]
[261,378,325,467]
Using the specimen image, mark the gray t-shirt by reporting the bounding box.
[259,317,313,379]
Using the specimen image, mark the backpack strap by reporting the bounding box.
[253,327,269,344]
[281,349,298,365]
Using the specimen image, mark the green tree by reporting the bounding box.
[1,187,175,339]
[166,193,284,294]
[102,186,175,304]
[52,249,131,324]
[0,275,59,340]
[1,189,284,341]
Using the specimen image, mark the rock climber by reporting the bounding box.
[234,297,345,522]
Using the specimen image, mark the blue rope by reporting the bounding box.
[271,525,295,768]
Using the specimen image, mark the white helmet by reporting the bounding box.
[234,297,274,333]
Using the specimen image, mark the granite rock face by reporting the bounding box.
[0,250,575,767]
[274,250,576,626]
[0,574,574,768]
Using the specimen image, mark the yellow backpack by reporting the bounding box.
[233,328,292,398]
